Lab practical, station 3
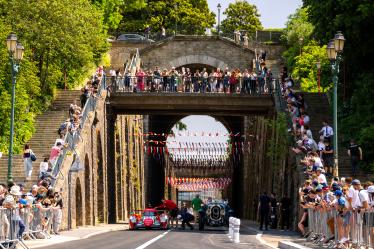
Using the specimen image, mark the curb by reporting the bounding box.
[278,241,312,249]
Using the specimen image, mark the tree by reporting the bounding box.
[302,0,374,171]
[0,0,109,153]
[220,0,262,35]
[291,42,331,92]
[117,0,215,35]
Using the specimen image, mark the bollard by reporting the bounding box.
[233,218,241,243]
[228,217,234,240]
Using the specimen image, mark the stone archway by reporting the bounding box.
[96,131,105,223]
[168,55,228,70]
[75,178,83,227]
[84,154,91,225]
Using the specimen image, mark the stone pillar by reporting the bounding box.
[106,105,117,223]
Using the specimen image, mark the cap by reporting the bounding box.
[352,179,361,185]
[367,186,374,193]
[334,190,343,196]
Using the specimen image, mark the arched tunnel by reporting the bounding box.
[145,114,245,217]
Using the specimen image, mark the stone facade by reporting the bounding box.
[54,90,144,229]
[109,35,285,72]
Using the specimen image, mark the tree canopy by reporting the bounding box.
[301,0,374,171]
[0,0,109,153]
[220,0,262,35]
[117,0,215,35]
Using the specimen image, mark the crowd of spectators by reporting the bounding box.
[108,62,274,94]
[279,66,374,246]
[1,67,105,244]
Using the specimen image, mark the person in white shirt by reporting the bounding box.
[39,158,50,178]
[316,168,327,186]
[319,120,334,141]
[358,182,371,209]
[347,179,362,209]
[54,134,65,146]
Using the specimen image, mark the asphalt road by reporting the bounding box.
[36,227,269,249]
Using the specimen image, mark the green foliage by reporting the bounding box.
[91,0,124,30]
[117,0,215,35]
[292,42,332,92]
[266,113,290,170]
[175,121,187,131]
[302,0,374,171]
[221,0,262,34]
[0,0,109,153]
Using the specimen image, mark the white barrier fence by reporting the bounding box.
[228,217,240,243]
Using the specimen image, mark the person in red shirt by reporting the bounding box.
[157,199,178,228]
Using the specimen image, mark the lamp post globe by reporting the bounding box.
[6,33,17,53]
[217,3,221,36]
[15,43,25,61]
[327,39,337,61]
[334,31,345,53]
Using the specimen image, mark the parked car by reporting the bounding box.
[117,33,154,43]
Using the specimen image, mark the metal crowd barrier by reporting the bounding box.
[0,206,58,249]
[306,208,374,248]
[109,75,275,94]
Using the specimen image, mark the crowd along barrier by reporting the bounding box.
[306,208,374,249]
[0,206,58,249]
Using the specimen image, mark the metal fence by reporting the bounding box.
[108,75,275,95]
[0,206,56,249]
[306,208,374,248]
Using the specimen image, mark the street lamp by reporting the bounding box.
[6,33,25,184]
[326,31,345,177]
[217,3,221,36]
[316,60,321,94]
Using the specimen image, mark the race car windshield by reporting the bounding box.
[143,211,155,216]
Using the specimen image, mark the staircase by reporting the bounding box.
[303,93,368,180]
[0,90,82,185]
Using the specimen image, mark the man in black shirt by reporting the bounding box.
[280,196,291,230]
[348,139,362,176]
[258,192,271,230]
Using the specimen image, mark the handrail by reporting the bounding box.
[50,74,106,186]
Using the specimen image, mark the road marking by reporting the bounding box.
[134,230,171,249]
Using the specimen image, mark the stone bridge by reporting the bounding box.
[109,35,284,74]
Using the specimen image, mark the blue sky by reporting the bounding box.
[207,0,303,28]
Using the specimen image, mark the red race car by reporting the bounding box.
[129,208,169,230]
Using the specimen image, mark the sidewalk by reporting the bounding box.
[23,224,127,249]
[240,220,313,249]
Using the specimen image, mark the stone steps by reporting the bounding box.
[0,90,82,185]
[303,93,370,180]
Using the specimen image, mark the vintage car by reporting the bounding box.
[205,201,234,227]
[129,208,169,230]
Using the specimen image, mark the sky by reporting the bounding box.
[207,0,303,29]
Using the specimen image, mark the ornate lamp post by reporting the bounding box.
[174,3,178,35]
[316,60,321,93]
[6,33,25,184]
[326,31,345,176]
[217,3,221,36]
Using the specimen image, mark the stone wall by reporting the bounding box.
[55,90,145,229]
[109,42,147,70]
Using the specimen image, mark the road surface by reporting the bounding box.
[36,227,269,249]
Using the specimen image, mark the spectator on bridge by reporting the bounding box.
[229,69,238,94]
[223,68,230,93]
[215,68,223,92]
[347,139,362,177]
[258,62,267,94]
[249,68,257,94]
[136,69,146,92]
[201,68,208,93]
[234,30,241,44]
[242,69,250,94]
[243,33,249,48]
[184,68,192,92]
[23,144,35,181]
[162,68,169,92]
